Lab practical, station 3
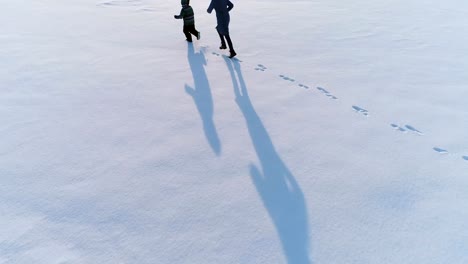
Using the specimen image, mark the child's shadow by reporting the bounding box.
[185,43,221,155]
[224,56,311,264]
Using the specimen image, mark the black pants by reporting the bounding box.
[218,31,235,53]
[183,25,199,42]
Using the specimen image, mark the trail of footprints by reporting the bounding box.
[207,51,467,162]
[390,123,463,158]
[390,123,467,159]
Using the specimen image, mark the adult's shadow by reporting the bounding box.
[185,43,221,155]
[224,56,311,264]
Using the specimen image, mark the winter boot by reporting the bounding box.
[229,51,237,58]
[225,35,236,58]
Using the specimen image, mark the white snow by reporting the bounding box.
[1,0,467,263]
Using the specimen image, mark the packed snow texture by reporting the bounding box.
[1,0,467,263]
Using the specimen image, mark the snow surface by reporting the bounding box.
[1,0,467,263]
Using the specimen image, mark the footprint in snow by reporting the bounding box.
[316,87,338,99]
[255,64,267,71]
[390,123,424,136]
[352,105,369,116]
[463,156,468,161]
[139,8,154,12]
[210,52,242,61]
[98,0,143,7]
[298,84,310,89]
[227,56,242,62]
[433,147,448,154]
[404,125,423,135]
[391,124,407,132]
[279,74,295,82]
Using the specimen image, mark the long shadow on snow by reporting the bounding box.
[185,43,221,155]
[224,57,311,264]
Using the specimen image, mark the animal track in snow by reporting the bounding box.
[316,87,338,99]
[462,156,468,161]
[298,84,309,89]
[352,105,369,116]
[433,147,448,154]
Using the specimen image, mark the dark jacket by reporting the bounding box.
[207,0,234,35]
[175,4,195,26]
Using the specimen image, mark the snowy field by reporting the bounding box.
[1,0,467,263]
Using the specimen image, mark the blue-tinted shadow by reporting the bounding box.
[185,43,221,155]
[224,57,311,264]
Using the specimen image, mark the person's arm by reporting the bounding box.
[207,0,214,13]
[227,0,234,12]
[174,7,184,19]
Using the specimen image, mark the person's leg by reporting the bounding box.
[183,26,192,42]
[188,25,200,40]
[217,27,227,49]
[225,34,236,58]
